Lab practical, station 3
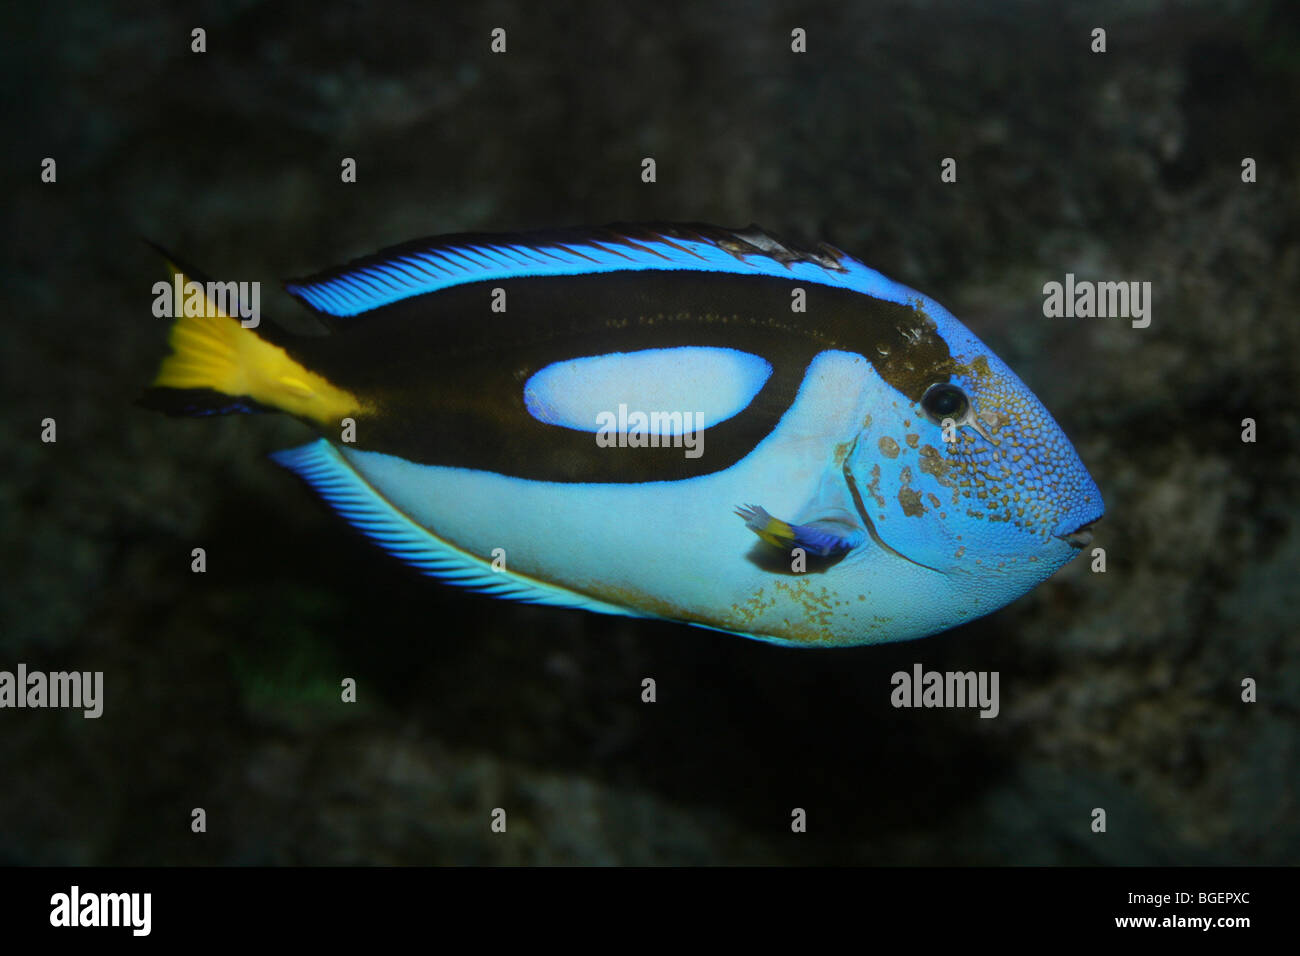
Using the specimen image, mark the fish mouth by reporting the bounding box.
[1055,519,1098,549]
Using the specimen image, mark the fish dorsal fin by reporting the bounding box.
[283,222,920,318]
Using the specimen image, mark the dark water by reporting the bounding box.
[2,0,1297,864]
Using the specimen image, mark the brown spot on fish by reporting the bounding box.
[905,433,919,448]
[772,579,839,642]
[867,464,885,507]
[952,354,992,383]
[899,486,926,517]
[897,465,925,516]
[878,436,900,459]
[918,444,955,487]
[927,493,941,509]
[731,586,779,630]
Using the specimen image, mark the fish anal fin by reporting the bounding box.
[274,439,648,619]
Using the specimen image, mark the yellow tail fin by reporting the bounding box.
[150,258,367,427]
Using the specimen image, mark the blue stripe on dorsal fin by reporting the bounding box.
[271,439,649,618]
[283,222,925,318]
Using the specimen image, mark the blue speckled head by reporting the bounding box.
[846,292,1104,595]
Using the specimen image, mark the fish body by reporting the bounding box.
[144,223,1103,646]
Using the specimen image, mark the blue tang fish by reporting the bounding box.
[144,223,1103,647]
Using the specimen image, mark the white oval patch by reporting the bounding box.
[524,347,773,435]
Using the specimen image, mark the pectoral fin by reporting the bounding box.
[735,504,865,557]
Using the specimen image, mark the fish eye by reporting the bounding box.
[921,383,969,422]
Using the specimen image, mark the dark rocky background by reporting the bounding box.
[2,0,1297,864]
